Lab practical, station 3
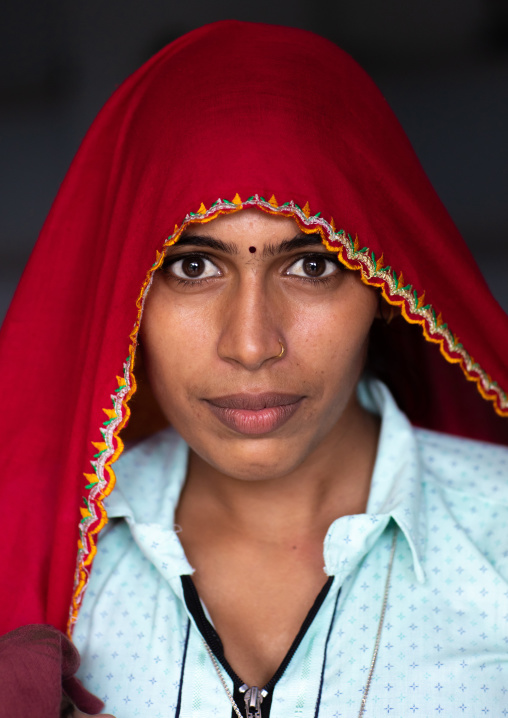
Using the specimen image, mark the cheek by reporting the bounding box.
[290,294,374,374]
[139,293,195,415]
[290,290,376,424]
[142,283,216,368]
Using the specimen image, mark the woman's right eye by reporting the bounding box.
[163,255,221,281]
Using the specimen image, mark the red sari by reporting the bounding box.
[0,20,506,644]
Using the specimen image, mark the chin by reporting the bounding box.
[197,437,310,482]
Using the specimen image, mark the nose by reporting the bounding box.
[217,278,284,370]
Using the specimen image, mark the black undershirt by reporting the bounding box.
[181,574,334,718]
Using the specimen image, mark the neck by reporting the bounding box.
[177,398,380,544]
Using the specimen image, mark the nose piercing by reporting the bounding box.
[276,340,285,359]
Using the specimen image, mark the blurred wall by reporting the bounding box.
[1,0,507,322]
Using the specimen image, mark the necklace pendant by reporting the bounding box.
[240,684,268,718]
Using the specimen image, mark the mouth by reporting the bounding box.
[204,392,304,435]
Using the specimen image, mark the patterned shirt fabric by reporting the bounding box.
[74,380,508,717]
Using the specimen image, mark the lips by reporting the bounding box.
[205,392,304,435]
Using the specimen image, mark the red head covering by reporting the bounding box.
[0,20,506,637]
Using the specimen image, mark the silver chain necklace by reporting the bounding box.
[202,526,398,718]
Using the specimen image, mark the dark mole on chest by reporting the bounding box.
[249,246,256,253]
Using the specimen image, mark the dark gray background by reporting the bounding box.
[1,0,507,322]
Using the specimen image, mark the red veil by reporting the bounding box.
[0,21,506,637]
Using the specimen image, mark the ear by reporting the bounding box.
[376,296,401,324]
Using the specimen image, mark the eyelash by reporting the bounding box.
[286,255,341,285]
[160,252,342,286]
[161,253,217,286]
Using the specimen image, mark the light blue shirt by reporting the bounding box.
[74,380,508,717]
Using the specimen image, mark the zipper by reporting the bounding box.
[240,684,268,718]
[180,574,335,718]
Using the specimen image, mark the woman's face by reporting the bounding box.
[140,209,378,481]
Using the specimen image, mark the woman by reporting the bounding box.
[0,20,507,718]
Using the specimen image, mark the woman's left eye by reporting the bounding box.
[165,255,221,281]
[286,255,339,279]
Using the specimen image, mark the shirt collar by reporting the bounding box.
[104,426,194,581]
[323,379,426,583]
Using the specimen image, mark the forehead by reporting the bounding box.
[180,208,306,247]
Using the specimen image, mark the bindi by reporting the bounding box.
[248,246,256,253]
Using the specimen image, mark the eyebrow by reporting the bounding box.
[172,232,324,256]
[171,235,239,255]
[262,234,323,258]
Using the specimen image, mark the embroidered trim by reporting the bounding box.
[68,192,508,633]
[68,251,165,632]
[67,359,133,633]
